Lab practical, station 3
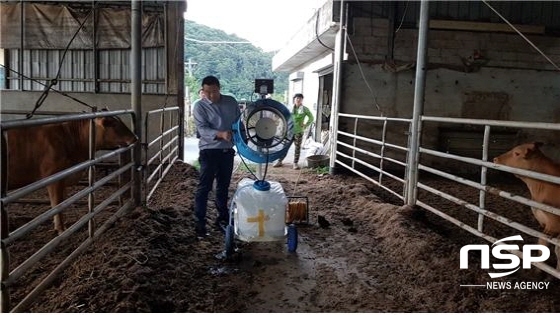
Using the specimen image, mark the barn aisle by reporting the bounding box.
[19,162,559,312]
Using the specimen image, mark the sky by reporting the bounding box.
[184,0,325,52]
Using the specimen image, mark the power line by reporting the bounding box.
[186,37,252,44]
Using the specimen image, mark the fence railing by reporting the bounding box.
[336,113,411,201]
[334,112,560,279]
[143,106,180,203]
[0,110,136,312]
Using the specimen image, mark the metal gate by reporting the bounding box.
[334,113,560,279]
[143,106,180,203]
[0,110,138,312]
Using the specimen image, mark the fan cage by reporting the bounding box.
[232,99,294,163]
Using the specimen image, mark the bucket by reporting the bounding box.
[306,154,329,168]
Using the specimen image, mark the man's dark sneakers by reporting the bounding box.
[196,232,210,240]
[195,226,209,240]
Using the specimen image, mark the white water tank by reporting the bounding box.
[233,178,288,242]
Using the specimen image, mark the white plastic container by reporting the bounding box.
[233,178,288,242]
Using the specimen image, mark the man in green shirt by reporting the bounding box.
[273,93,314,170]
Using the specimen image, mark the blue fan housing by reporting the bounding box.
[232,98,293,163]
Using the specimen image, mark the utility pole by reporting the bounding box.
[185,58,197,76]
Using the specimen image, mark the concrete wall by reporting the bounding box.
[342,65,560,124]
[337,17,560,174]
[350,17,560,71]
[277,16,560,174]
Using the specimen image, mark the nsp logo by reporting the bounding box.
[460,235,550,278]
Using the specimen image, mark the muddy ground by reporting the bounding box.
[6,161,560,312]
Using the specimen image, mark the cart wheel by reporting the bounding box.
[225,225,235,257]
[287,224,298,253]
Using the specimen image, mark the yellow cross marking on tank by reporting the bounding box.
[247,209,268,237]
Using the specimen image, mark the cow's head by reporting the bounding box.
[493,142,544,170]
[94,116,138,150]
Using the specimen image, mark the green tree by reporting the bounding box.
[184,20,289,104]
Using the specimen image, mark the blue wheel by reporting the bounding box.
[287,224,298,253]
[225,225,235,257]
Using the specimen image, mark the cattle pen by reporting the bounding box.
[333,113,560,279]
[326,0,560,281]
[0,0,186,310]
[0,107,180,312]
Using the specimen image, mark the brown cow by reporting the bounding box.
[493,142,560,269]
[5,115,137,234]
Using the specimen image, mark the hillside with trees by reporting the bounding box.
[184,20,289,103]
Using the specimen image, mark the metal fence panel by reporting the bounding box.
[334,112,560,279]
